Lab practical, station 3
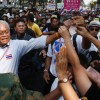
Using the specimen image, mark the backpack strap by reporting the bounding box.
[73,34,78,54]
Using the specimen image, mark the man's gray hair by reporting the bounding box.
[0,20,10,31]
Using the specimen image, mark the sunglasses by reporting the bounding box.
[89,28,99,31]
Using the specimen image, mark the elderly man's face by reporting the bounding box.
[0,24,10,46]
[89,26,99,37]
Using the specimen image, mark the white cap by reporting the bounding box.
[88,21,100,27]
[51,15,57,18]
[2,14,7,16]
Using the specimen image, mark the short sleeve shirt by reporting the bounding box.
[27,23,42,37]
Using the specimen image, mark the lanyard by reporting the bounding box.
[0,46,9,61]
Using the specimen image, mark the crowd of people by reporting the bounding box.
[0,5,100,100]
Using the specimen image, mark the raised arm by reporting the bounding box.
[44,87,61,100]
[77,26,100,51]
[56,45,79,100]
[58,26,92,96]
[46,32,60,45]
[72,16,91,49]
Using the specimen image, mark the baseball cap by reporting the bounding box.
[2,14,7,17]
[51,15,57,18]
[88,21,100,27]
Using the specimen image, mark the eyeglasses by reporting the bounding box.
[89,28,99,32]
[0,31,9,35]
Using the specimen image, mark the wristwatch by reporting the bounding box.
[58,77,68,83]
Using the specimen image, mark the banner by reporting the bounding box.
[57,3,64,9]
[46,3,55,10]
[64,0,80,10]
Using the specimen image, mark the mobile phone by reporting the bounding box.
[87,66,100,79]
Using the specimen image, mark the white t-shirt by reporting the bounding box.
[72,35,98,62]
[47,38,64,77]
[69,26,77,36]
[75,35,98,52]
[7,13,14,19]
[0,36,47,74]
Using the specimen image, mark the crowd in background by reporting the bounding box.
[0,5,100,100]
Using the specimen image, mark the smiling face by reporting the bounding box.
[0,22,10,47]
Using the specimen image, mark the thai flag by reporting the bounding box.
[80,8,84,12]
[79,8,85,14]
[60,6,64,15]
[68,9,73,14]
[6,54,12,59]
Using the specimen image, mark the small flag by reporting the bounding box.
[79,8,85,13]
[60,6,64,15]
[6,54,12,59]
[68,9,73,14]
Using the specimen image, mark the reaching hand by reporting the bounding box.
[72,16,85,27]
[39,49,47,58]
[56,45,68,79]
[76,26,90,37]
[63,19,73,29]
[58,26,70,40]
[43,71,50,84]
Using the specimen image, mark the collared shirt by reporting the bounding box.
[1,43,9,49]
[0,36,47,74]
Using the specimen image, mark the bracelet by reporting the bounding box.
[56,32,60,38]
[44,69,48,72]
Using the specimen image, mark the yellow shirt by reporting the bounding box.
[27,23,42,37]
